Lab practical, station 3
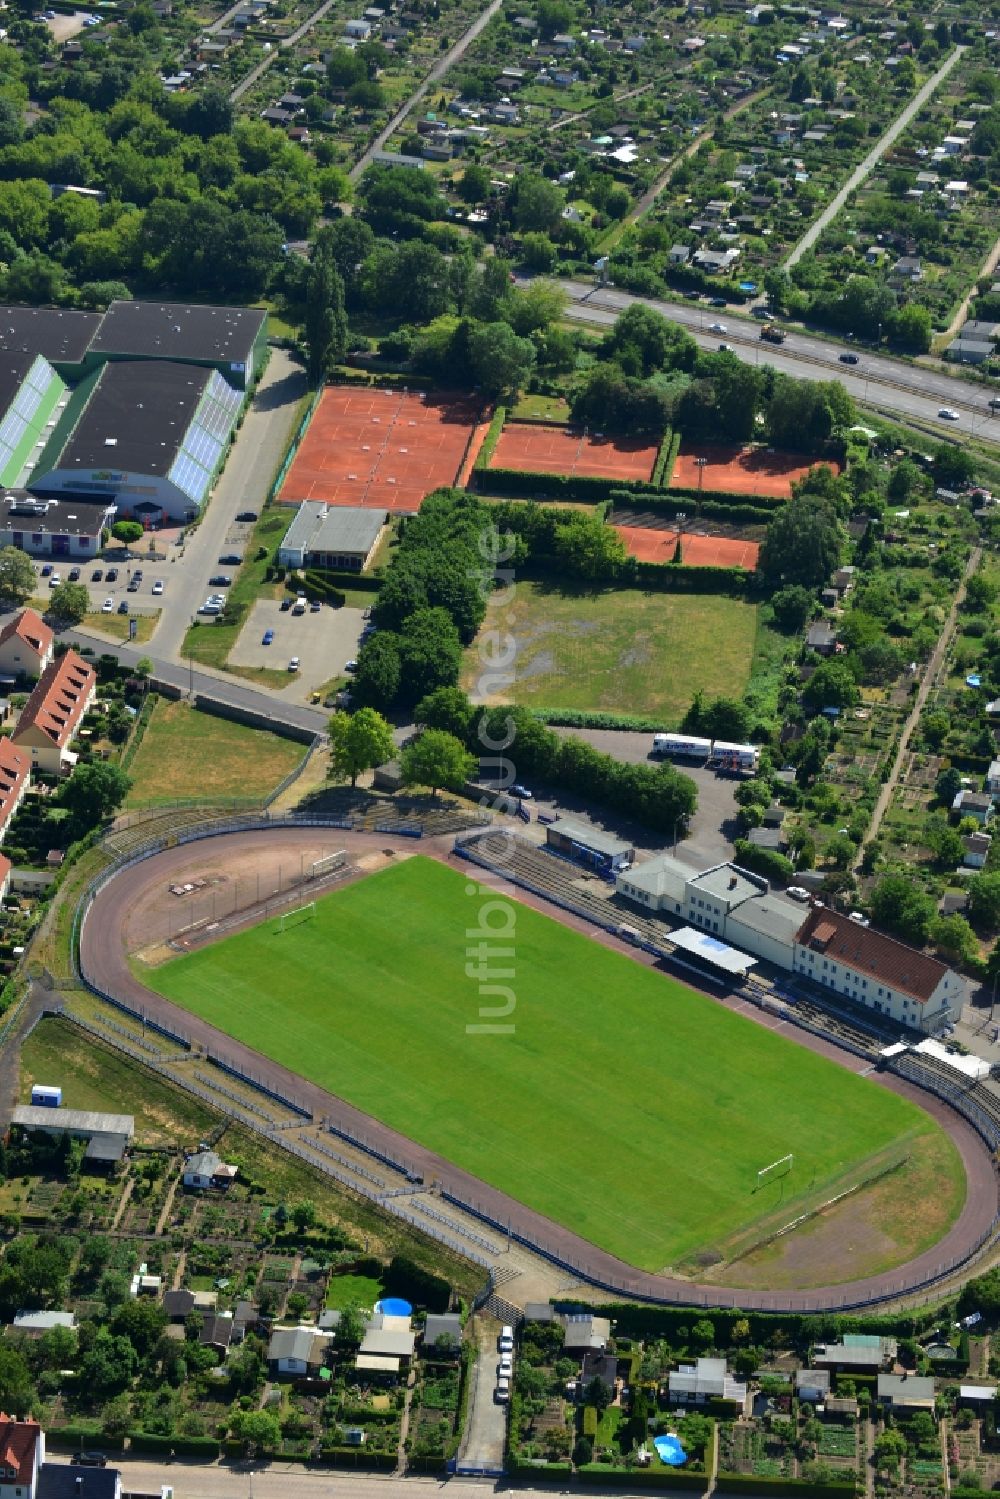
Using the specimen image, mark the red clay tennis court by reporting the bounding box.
[615,526,761,570]
[279,388,484,513]
[670,443,841,500]
[489,422,658,483]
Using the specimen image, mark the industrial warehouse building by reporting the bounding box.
[277,503,386,572]
[0,298,267,524]
[31,360,244,524]
[617,856,964,1033]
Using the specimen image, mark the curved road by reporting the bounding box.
[79,825,999,1314]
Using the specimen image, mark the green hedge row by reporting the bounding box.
[317,1447,396,1469]
[475,405,506,470]
[120,691,157,774]
[717,1476,857,1496]
[653,429,681,489]
[610,489,778,526]
[130,1433,220,1457]
[46,1430,125,1451]
[589,1301,936,1347]
[530,707,667,732]
[406,1454,448,1473]
[286,572,347,607]
[509,1460,573,1479]
[475,466,651,502]
[579,1463,706,1488]
[631,559,750,594]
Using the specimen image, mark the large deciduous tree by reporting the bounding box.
[400,729,474,795]
[327,706,395,786]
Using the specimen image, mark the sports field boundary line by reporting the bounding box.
[63,819,1000,1313]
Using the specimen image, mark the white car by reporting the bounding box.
[495,1378,510,1404]
[938,407,960,421]
[498,1355,513,1377]
[499,1325,514,1353]
[49,572,60,586]
[709,322,727,334]
[200,601,221,615]
[287,656,300,672]
[152,580,164,595]
[101,597,114,613]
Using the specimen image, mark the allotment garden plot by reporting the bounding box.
[140,856,963,1281]
[670,443,841,500]
[279,388,484,513]
[463,580,758,720]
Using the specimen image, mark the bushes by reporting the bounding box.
[578,1465,705,1489]
[130,1433,219,1457]
[733,838,794,884]
[530,708,668,732]
[630,561,749,596]
[717,1478,857,1497]
[288,572,347,608]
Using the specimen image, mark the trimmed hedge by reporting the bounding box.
[509,1460,573,1479]
[475,466,651,503]
[530,707,667,732]
[287,572,346,607]
[130,1434,220,1457]
[407,1455,448,1473]
[610,489,777,526]
[631,560,750,595]
[589,1301,936,1347]
[475,405,506,470]
[318,1448,396,1469]
[717,1478,857,1497]
[579,1464,706,1488]
[46,1430,125,1452]
[653,428,681,489]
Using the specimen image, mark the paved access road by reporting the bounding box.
[783,45,965,268]
[543,279,1000,442]
[152,347,308,665]
[48,1460,553,1499]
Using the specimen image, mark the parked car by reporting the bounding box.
[499,1326,514,1353]
[105,567,118,582]
[152,580,164,595]
[40,564,52,577]
[839,352,859,364]
[101,598,114,613]
[208,575,232,587]
[49,572,60,586]
[68,566,80,581]
[262,629,274,645]
[287,656,300,671]
[127,580,139,592]
[71,1454,107,1469]
[495,1379,510,1404]
[709,296,727,307]
[939,407,960,421]
[236,510,258,522]
[132,569,143,580]
[344,659,358,673]
[292,601,306,616]
[91,568,103,582]
[511,784,532,800]
[219,553,242,565]
[718,342,733,352]
[117,601,129,615]
[310,599,321,612]
[200,601,221,615]
[280,597,292,611]
[709,322,727,334]
[498,1355,513,1377]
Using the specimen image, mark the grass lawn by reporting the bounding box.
[325,1272,383,1310]
[125,699,304,808]
[82,611,158,644]
[142,858,963,1275]
[463,581,758,720]
[509,394,572,424]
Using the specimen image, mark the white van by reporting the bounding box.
[499,1325,514,1353]
[495,1377,510,1403]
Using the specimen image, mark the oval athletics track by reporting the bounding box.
[81,825,1000,1313]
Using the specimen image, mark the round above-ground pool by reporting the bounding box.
[654,1435,687,1467]
[926,1343,957,1359]
[375,1297,413,1316]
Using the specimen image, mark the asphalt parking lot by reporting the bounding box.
[229,599,367,695]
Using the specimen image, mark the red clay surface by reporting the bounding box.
[615,525,760,570]
[279,388,484,513]
[490,421,658,482]
[79,826,999,1314]
[670,443,842,499]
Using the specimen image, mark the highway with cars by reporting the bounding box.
[547,278,1000,444]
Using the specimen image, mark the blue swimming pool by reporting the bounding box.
[375,1297,413,1317]
[654,1435,687,1467]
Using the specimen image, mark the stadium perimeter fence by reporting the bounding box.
[64,812,1000,1312]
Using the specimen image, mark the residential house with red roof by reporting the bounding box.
[0,1412,43,1498]
[0,610,53,681]
[12,650,96,774]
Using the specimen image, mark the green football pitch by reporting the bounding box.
[145,857,962,1272]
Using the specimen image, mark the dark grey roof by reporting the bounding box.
[90,300,265,364]
[163,1289,195,1317]
[54,361,212,479]
[424,1313,462,1344]
[37,1463,121,1499]
[84,1133,127,1162]
[0,494,110,538]
[0,306,102,364]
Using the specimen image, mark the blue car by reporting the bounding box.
[262,629,274,646]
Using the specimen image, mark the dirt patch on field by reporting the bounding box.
[701,1135,965,1291]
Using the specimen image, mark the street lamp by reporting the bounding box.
[696,457,708,491]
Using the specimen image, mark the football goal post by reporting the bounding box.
[277,901,316,933]
[754,1154,793,1193]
